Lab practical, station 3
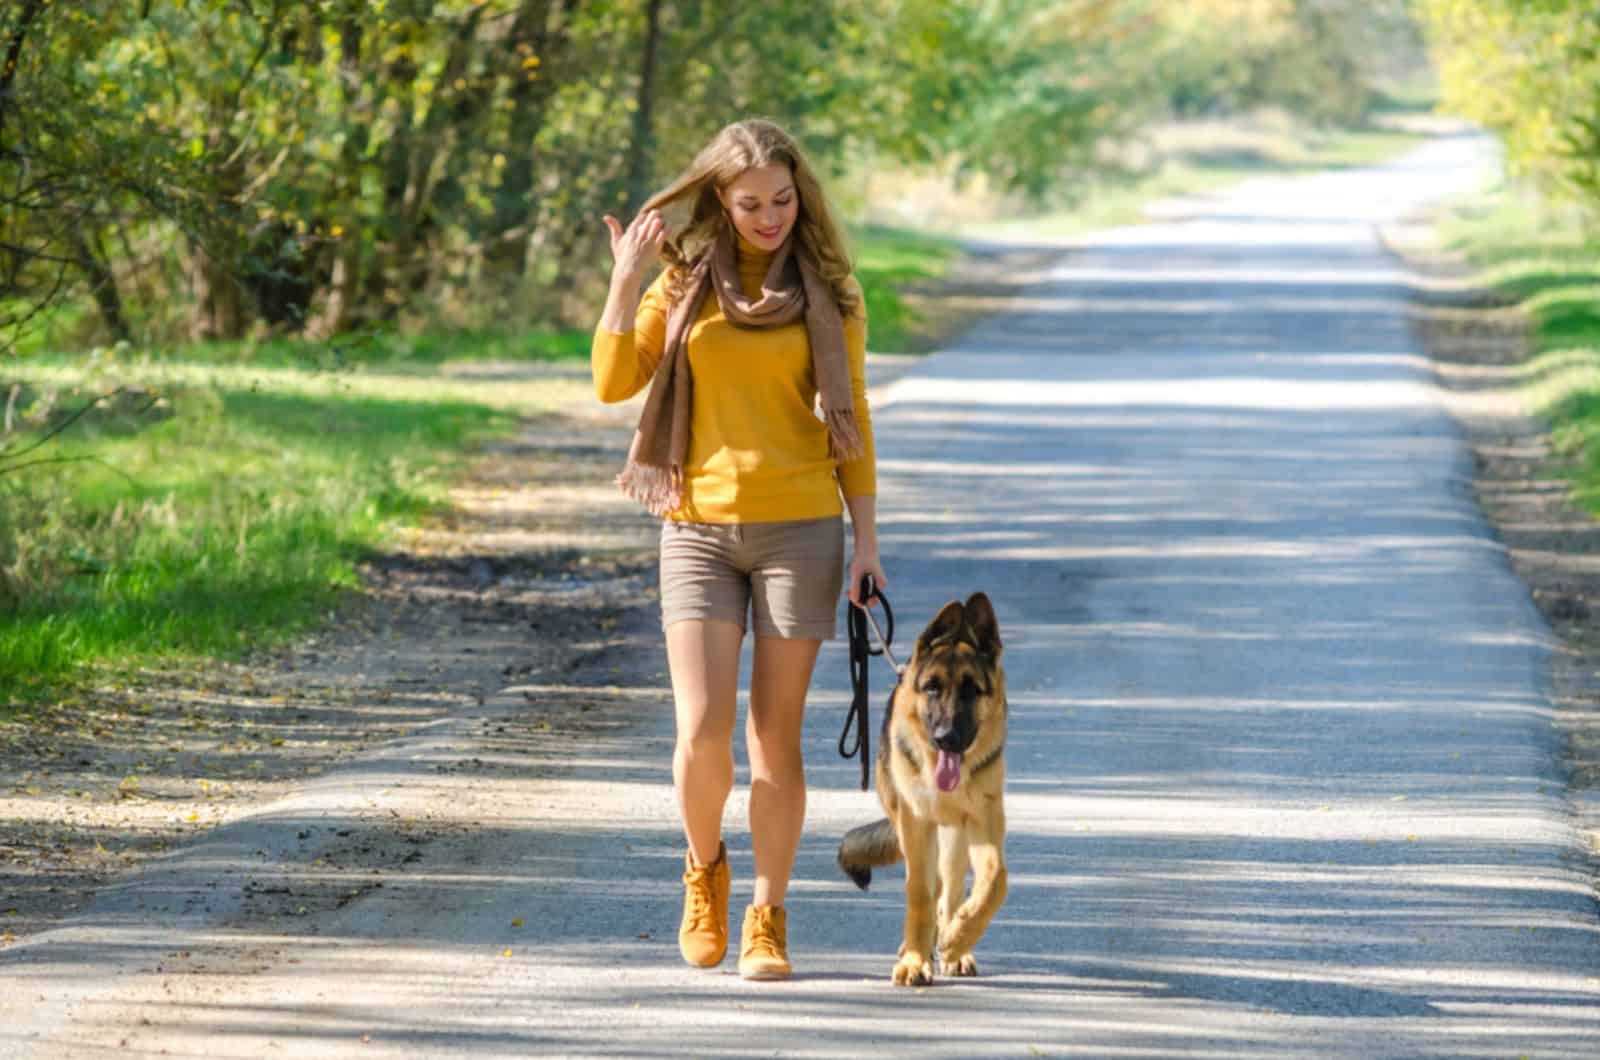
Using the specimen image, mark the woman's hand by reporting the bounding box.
[847,547,888,611]
[602,208,666,287]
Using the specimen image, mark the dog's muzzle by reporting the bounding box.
[931,718,975,793]
[932,715,975,754]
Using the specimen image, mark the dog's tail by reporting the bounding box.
[837,818,901,891]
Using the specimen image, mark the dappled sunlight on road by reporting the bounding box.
[892,374,1442,409]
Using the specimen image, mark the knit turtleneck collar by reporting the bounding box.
[734,229,777,276]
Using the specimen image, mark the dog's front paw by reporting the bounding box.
[891,952,934,987]
[941,952,978,977]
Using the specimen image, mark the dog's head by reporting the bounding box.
[905,592,1005,793]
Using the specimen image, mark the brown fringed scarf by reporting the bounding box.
[615,224,864,517]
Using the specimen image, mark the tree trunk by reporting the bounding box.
[481,0,578,282]
[70,224,130,343]
[625,0,663,216]
[384,9,486,305]
[0,0,43,154]
[308,7,366,338]
[186,239,245,343]
[188,87,249,342]
[365,41,417,316]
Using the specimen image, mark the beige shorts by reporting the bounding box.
[658,516,846,640]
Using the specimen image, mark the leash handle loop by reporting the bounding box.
[842,573,894,792]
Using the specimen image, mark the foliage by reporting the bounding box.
[0,0,1430,353]
[1416,0,1600,223]
[1436,182,1600,513]
[1147,0,1423,125]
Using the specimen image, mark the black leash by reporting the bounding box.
[842,573,899,791]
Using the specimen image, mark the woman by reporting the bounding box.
[592,118,885,980]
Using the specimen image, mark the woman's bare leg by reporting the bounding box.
[664,619,744,866]
[746,634,823,906]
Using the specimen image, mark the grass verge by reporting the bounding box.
[849,223,965,353]
[1432,184,1600,511]
[0,348,594,715]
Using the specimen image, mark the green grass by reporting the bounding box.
[847,222,964,353]
[0,355,590,714]
[1434,184,1600,512]
[4,293,596,366]
[1369,71,1444,115]
[100,323,593,370]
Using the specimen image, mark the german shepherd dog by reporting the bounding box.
[837,592,1007,986]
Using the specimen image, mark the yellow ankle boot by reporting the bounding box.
[678,842,729,967]
[738,904,791,980]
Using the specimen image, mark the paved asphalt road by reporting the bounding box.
[6,133,1600,1057]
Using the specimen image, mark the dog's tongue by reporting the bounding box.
[935,750,963,793]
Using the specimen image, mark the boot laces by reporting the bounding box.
[683,868,719,933]
[745,908,784,957]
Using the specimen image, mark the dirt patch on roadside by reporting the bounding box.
[0,241,1049,950]
[1381,210,1600,858]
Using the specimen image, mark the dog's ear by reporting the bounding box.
[963,592,1001,659]
[916,600,965,657]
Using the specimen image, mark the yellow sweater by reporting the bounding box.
[591,232,876,523]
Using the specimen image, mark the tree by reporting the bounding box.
[1417,0,1600,220]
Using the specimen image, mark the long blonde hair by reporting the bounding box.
[640,118,860,317]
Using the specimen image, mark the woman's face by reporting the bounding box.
[719,163,799,252]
